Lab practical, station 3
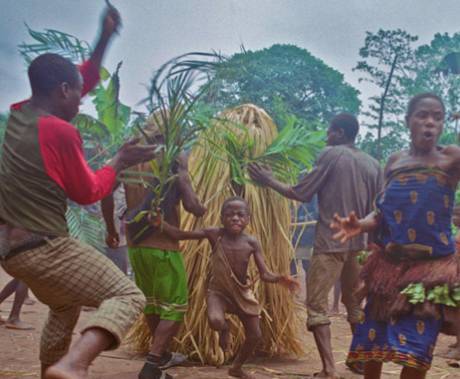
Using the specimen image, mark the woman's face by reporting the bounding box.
[406,97,444,152]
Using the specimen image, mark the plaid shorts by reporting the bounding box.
[1,237,145,365]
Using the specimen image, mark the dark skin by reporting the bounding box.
[0,279,32,330]
[103,139,206,247]
[248,124,355,379]
[331,97,460,379]
[161,200,298,379]
[101,147,205,364]
[41,4,155,379]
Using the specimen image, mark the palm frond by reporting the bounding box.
[66,204,105,252]
[18,25,91,64]
[212,112,325,184]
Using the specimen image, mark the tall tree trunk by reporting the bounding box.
[377,53,398,160]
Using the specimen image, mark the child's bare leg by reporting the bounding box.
[400,366,426,379]
[0,278,19,304]
[207,294,230,352]
[364,361,382,379]
[6,281,33,330]
[229,314,261,379]
[45,327,114,379]
[0,278,19,323]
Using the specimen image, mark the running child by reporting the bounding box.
[159,196,298,379]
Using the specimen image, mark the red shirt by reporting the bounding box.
[11,60,116,205]
[0,59,115,236]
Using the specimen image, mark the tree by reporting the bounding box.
[0,113,7,147]
[354,29,418,161]
[408,32,460,139]
[205,44,360,128]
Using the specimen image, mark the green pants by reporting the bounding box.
[128,247,188,321]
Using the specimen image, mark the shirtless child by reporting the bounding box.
[159,196,298,379]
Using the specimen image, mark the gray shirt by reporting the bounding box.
[292,145,383,254]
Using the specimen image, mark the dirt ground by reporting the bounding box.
[0,269,459,379]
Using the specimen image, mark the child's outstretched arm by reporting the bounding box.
[330,210,380,243]
[251,237,300,292]
[160,221,205,241]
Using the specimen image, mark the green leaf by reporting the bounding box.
[400,283,426,304]
[66,204,104,252]
[426,284,456,307]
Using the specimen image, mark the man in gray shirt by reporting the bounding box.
[249,113,383,378]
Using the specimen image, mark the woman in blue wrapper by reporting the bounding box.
[331,93,460,379]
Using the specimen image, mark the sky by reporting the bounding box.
[2,0,460,118]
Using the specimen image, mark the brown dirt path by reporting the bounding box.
[0,269,459,379]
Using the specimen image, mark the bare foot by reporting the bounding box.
[314,370,343,379]
[0,315,5,325]
[5,319,34,330]
[228,367,255,379]
[218,328,230,352]
[45,362,87,379]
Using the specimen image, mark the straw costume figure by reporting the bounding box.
[127,104,307,365]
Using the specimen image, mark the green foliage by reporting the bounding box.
[354,29,418,161]
[91,62,132,145]
[426,284,456,307]
[124,53,221,222]
[18,25,91,64]
[401,283,425,304]
[0,113,8,147]
[66,204,105,251]
[18,25,133,161]
[210,118,325,185]
[401,283,460,307]
[357,251,370,265]
[205,44,361,128]
[356,30,460,160]
[407,32,460,138]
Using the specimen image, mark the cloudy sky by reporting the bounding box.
[2,0,460,116]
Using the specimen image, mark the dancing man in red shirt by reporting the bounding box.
[0,4,156,379]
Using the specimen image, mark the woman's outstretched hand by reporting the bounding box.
[330,211,362,243]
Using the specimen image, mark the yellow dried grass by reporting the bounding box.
[126,104,306,364]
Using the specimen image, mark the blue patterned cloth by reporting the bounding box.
[348,300,441,370]
[376,166,455,258]
[347,166,456,371]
